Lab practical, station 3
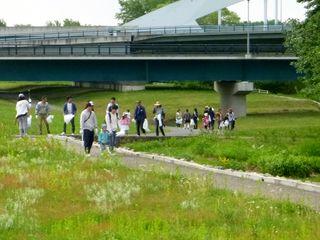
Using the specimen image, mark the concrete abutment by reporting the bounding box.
[214,81,254,117]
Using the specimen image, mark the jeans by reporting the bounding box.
[83,129,94,153]
[109,131,117,150]
[155,119,165,136]
[17,115,28,137]
[63,117,75,134]
[136,119,146,136]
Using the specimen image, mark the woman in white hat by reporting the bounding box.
[16,93,31,137]
[153,101,165,136]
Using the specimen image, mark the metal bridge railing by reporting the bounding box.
[0,24,290,43]
[0,43,290,57]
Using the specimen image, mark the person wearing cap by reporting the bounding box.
[80,101,98,156]
[208,107,215,130]
[153,101,165,137]
[16,93,32,137]
[119,111,131,134]
[61,96,77,136]
[134,100,147,136]
[98,124,111,154]
[105,105,119,151]
[35,96,50,135]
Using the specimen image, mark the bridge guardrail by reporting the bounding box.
[0,24,291,43]
[0,43,291,57]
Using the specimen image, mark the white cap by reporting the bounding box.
[18,93,25,98]
[88,101,94,106]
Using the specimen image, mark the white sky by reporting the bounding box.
[0,0,307,26]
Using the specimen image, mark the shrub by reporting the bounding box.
[256,154,312,178]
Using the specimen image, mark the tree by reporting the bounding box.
[197,8,240,25]
[0,19,6,27]
[63,19,81,27]
[286,0,320,101]
[46,20,62,27]
[116,0,240,25]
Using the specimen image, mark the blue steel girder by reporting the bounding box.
[0,57,298,82]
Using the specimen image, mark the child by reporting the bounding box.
[202,113,210,130]
[119,111,131,134]
[98,124,111,154]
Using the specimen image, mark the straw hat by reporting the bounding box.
[154,101,161,106]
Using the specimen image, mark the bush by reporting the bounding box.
[256,154,312,178]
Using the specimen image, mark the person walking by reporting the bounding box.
[35,96,50,135]
[216,109,223,129]
[183,109,192,130]
[62,96,77,136]
[106,97,119,119]
[208,107,215,130]
[80,101,98,156]
[153,101,165,137]
[192,108,199,129]
[106,105,119,152]
[16,93,31,137]
[134,100,147,136]
[176,109,182,127]
[227,108,236,130]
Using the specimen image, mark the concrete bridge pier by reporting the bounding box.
[74,82,146,92]
[214,81,254,117]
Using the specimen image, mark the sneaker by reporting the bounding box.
[85,153,91,157]
[61,132,66,136]
[71,133,75,136]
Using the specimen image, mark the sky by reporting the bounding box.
[0,0,307,26]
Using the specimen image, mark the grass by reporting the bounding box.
[0,131,319,239]
[1,85,320,179]
[0,84,320,238]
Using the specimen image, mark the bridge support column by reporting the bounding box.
[74,82,146,92]
[214,81,254,117]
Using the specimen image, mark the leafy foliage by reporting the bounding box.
[286,0,320,101]
[116,0,240,25]
[0,19,6,27]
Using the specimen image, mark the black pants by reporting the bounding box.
[155,119,165,136]
[193,118,198,129]
[229,120,235,130]
[136,119,146,136]
[63,117,75,134]
[83,129,94,153]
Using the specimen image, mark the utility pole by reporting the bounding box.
[264,0,268,30]
[275,0,279,25]
[218,9,222,26]
[245,0,251,58]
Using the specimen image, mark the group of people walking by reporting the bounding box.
[15,94,167,156]
[176,107,236,131]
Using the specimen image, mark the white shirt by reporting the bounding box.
[105,112,118,132]
[16,100,31,117]
[67,103,73,114]
[80,109,98,131]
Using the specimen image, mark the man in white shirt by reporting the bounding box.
[16,93,31,137]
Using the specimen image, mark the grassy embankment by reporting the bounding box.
[0,114,319,239]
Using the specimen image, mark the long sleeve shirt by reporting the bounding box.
[80,109,98,131]
[16,100,31,118]
[35,101,50,115]
[105,112,118,132]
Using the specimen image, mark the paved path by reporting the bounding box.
[51,135,320,211]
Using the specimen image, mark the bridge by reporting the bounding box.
[0,0,296,117]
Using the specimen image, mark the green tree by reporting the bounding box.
[286,0,320,100]
[197,8,240,25]
[46,20,62,27]
[0,19,6,27]
[116,0,239,25]
[63,19,81,27]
